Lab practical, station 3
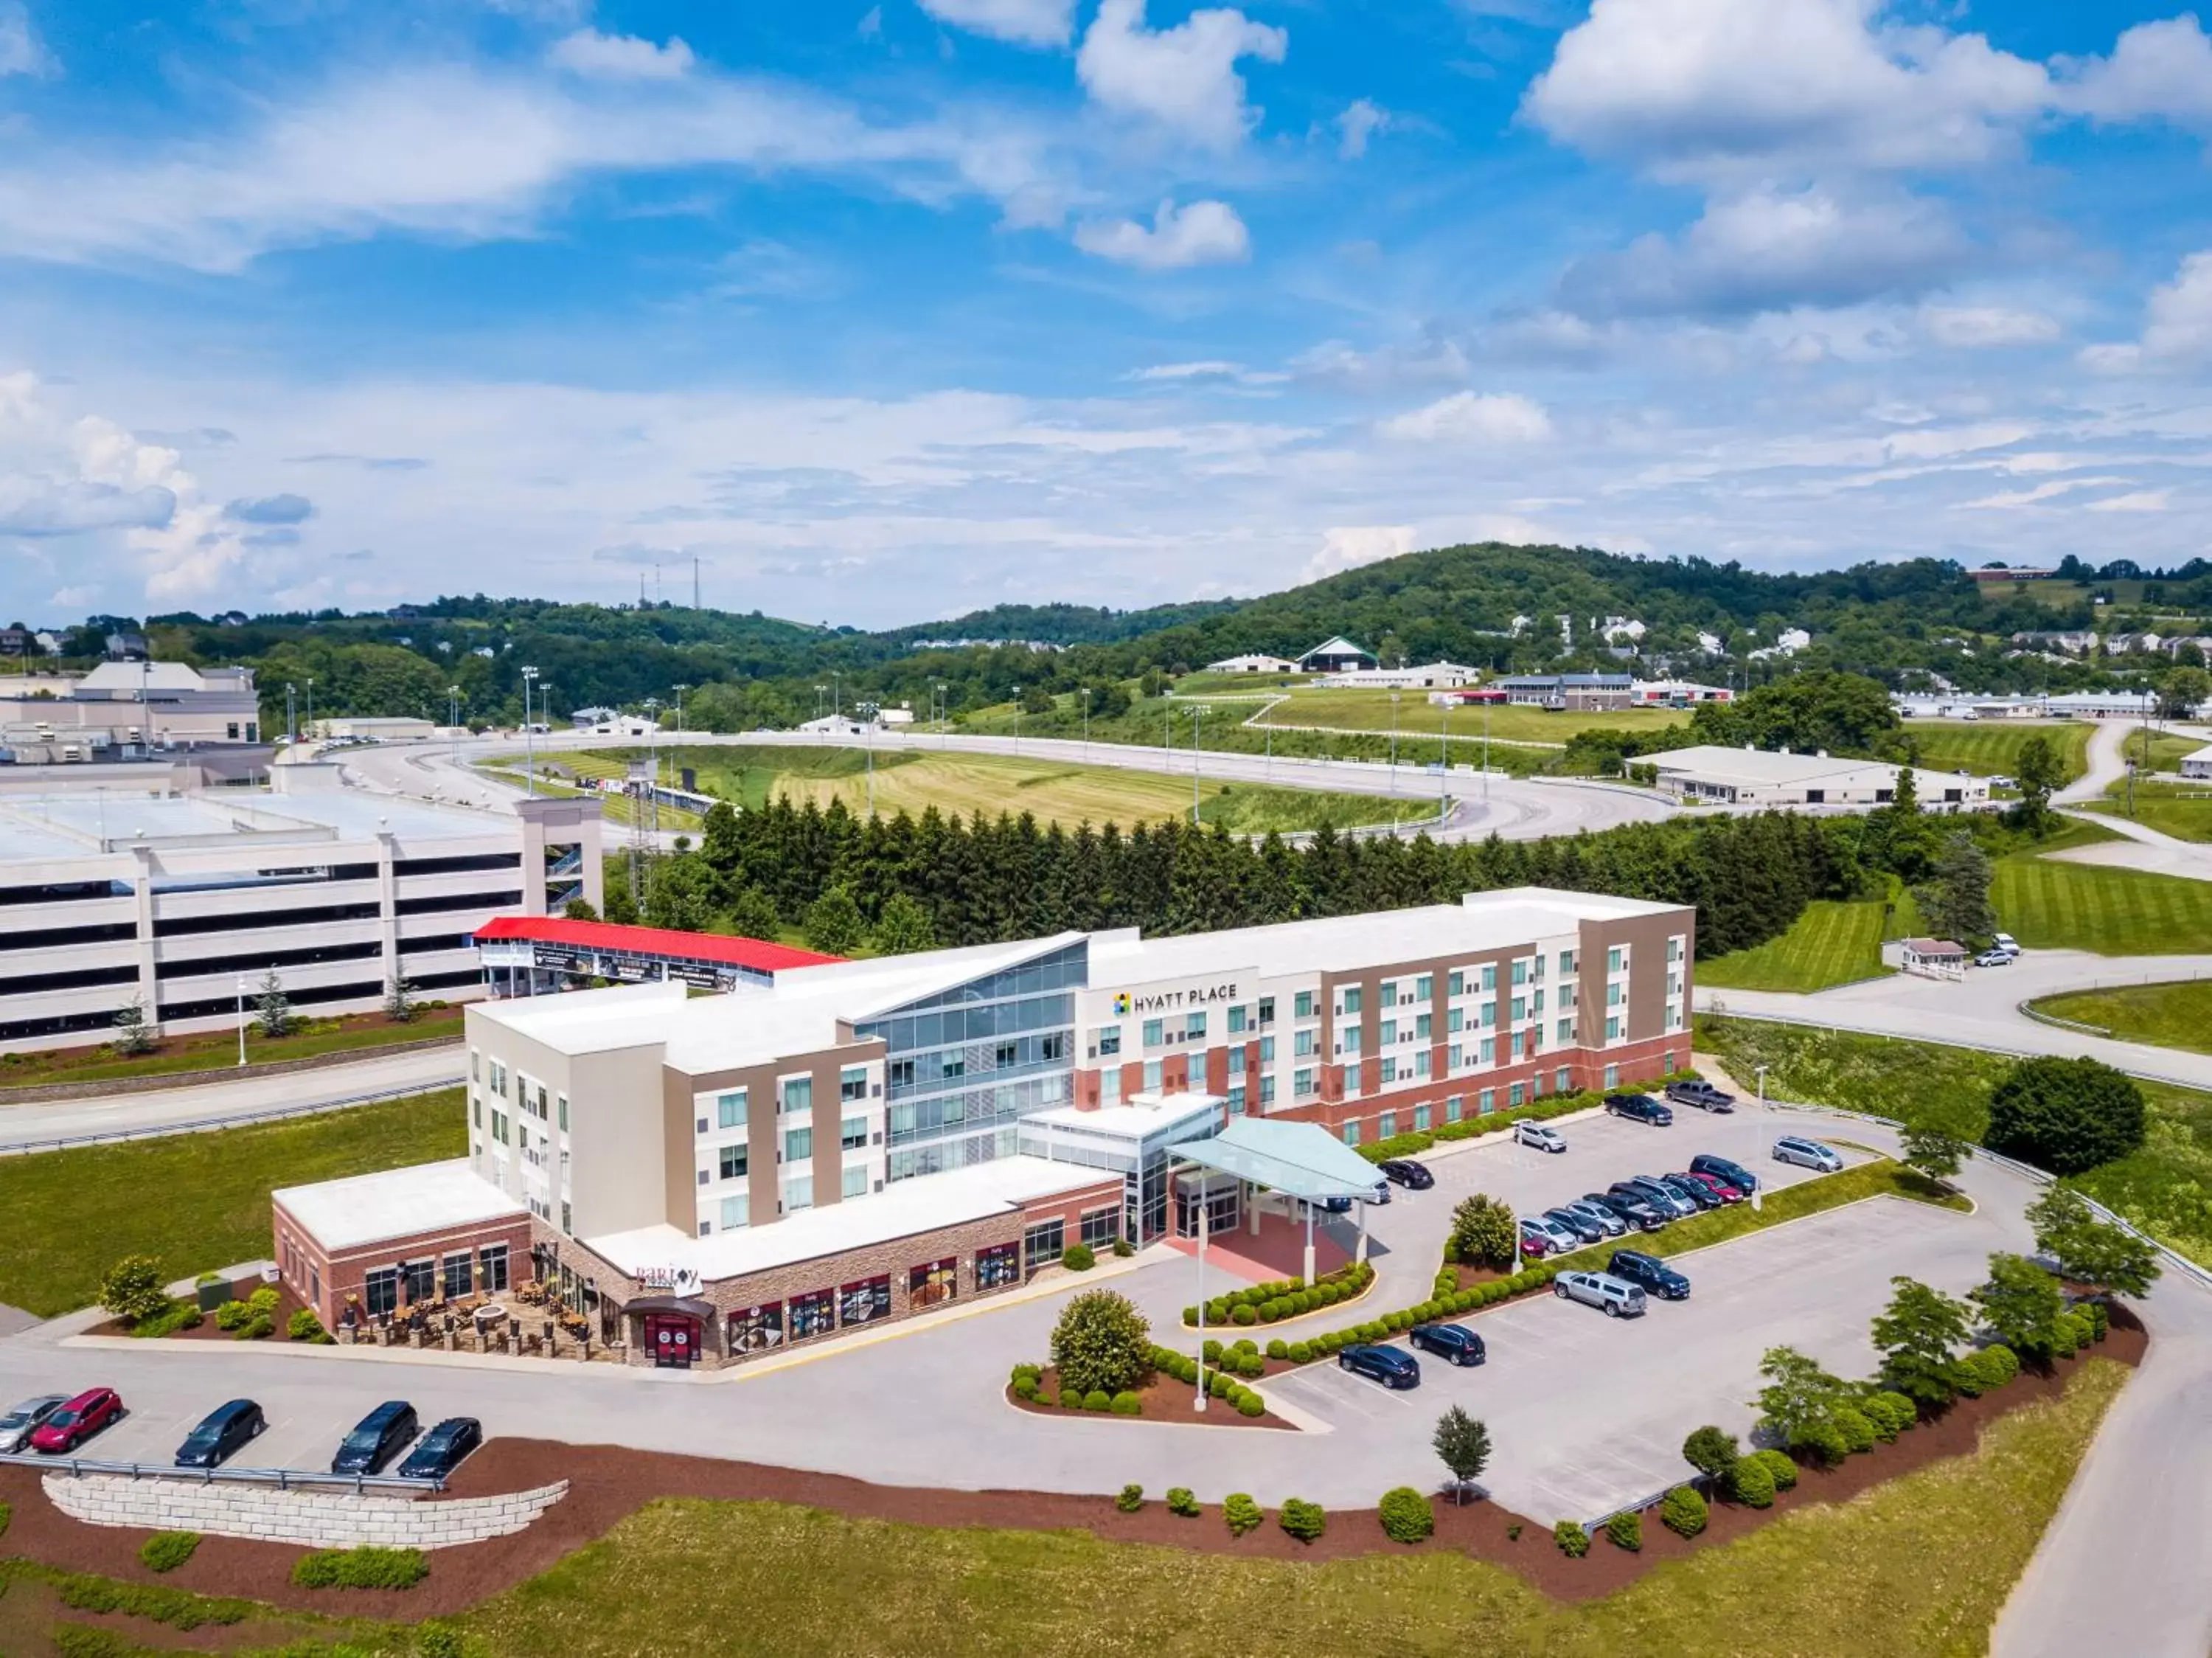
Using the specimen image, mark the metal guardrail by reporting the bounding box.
[0,1449,443,1494]
[0,1078,463,1157]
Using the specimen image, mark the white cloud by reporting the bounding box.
[1129,360,1248,381]
[2083,251,2212,373]
[0,1,53,78]
[2057,16,2212,131]
[1293,331,1472,392]
[1523,0,2049,182]
[1919,305,2061,348]
[548,30,696,80]
[1076,0,1287,149]
[1336,98,1389,159]
[917,0,1077,49]
[1379,391,1553,444]
[2086,490,2172,513]
[1558,186,1969,319]
[1303,524,1417,581]
[1952,476,2133,510]
[1073,198,1251,270]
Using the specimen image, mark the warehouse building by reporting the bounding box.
[0,662,264,763]
[0,771,602,1051]
[271,886,1695,1366]
[1647,746,1990,810]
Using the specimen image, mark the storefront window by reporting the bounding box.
[478,1244,510,1293]
[402,1258,436,1304]
[787,1289,835,1341]
[975,1241,1020,1289]
[839,1275,891,1325]
[442,1252,473,1299]
[1079,1207,1121,1247]
[730,1303,783,1353]
[364,1266,397,1317]
[1023,1219,1064,1270]
[910,1258,957,1308]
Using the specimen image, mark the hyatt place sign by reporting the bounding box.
[1110,982,1239,1018]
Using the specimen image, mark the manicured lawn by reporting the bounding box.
[1249,689,1692,747]
[0,1089,465,1317]
[570,744,1410,834]
[1905,720,2091,783]
[1697,901,1891,992]
[0,1007,462,1090]
[2096,782,2212,842]
[424,1362,2124,1658]
[1992,841,2212,953]
[2120,728,2202,774]
[1696,1016,2212,1269]
[2030,979,2212,1053]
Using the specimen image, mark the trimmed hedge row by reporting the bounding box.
[1181,1260,1376,1328]
[1148,1345,1267,1417]
[1352,1071,1703,1167]
[1200,1266,1563,1370]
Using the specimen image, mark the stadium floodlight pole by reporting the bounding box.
[448,685,462,767]
[673,683,688,735]
[285,682,296,745]
[521,666,540,797]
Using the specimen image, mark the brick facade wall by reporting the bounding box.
[274,1201,535,1333]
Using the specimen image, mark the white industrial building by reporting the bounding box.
[1647,746,1992,811]
[0,771,602,1052]
[1205,653,1301,675]
[1318,662,1477,690]
[0,662,262,764]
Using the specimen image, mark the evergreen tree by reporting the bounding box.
[1916,831,1994,944]
[383,973,417,1024]
[256,970,293,1040]
[111,993,154,1057]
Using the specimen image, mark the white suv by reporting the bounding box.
[1773,1135,1844,1173]
[1553,1271,1647,1318]
[1515,1120,1567,1154]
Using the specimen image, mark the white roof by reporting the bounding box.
[585,1154,1110,1283]
[2185,745,2212,764]
[1026,1091,1223,1142]
[80,662,216,693]
[1300,636,1371,659]
[1647,746,1973,788]
[274,1159,525,1252]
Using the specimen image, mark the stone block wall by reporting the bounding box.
[41,1473,568,1550]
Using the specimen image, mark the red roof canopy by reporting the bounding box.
[473,915,841,973]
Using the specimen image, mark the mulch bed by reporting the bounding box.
[1005,1365,1295,1429]
[0,1309,2146,1629]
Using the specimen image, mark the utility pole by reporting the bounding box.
[285,682,296,745]
[305,678,315,745]
[1390,691,1401,830]
[1012,686,1023,757]
[521,665,539,797]
[1080,687,1091,757]
[1190,703,1207,824]
[673,684,688,738]
[448,685,462,769]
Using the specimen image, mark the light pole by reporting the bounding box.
[305,677,315,745]
[814,684,827,726]
[236,974,248,1067]
[285,682,296,745]
[1390,692,1402,830]
[1012,686,1022,757]
[1193,1170,1210,1414]
[1483,704,1492,801]
[521,666,540,797]
[1080,687,1091,757]
[1752,1064,1770,1212]
[1439,707,1450,825]
[644,698,662,792]
[673,683,688,736]
[1191,703,1209,824]
[448,685,462,768]
[832,671,842,724]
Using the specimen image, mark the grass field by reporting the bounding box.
[2121,728,2202,773]
[2030,979,2212,1053]
[1697,1016,2212,1269]
[0,1089,465,1317]
[2096,780,2212,842]
[1697,901,1892,992]
[1993,829,2212,953]
[1246,689,1694,747]
[1905,720,2092,783]
[478,763,703,830]
[0,1007,461,1090]
[575,745,1411,833]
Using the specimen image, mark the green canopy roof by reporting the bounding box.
[1167,1117,1384,1202]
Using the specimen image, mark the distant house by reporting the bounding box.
[0,627,26,657]
[1647,747,1990,811]
[1696,631,1725,655]
[1599,617,1646,645]
[1494,673,1635,711]
[1630,679,1733,707]
[2009,631,2096,656]
[1295,637,1378,674]
[1901,938,1969,981]
[105,631,150,662]
[1206,653,1300,674]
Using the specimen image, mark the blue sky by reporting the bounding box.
[3,0,2211,627]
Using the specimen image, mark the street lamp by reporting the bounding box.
[1012,686,1023,757]
[1390,692,1402,830]
[236,974,248,1068]
[305,677,315,745]
[1192,1169,1210,1414]
[673,683,688,736]
[1080,687,1091,757]
[448,685,462,768]
[1190,703,1210,825]
[285,682,296,745]
[1752,1064,1770,1212]
[521,666,540,797]
[814,684,827,725]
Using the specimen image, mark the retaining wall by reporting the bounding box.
[41,1473,567,1550]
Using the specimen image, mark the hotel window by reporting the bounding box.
[470,1048,479,1082]
[1340,985,1363,1016]
[717,1090,747,1130]
[1339,1027,1362,1057]
[1098,1024,1122,1055]
[785,1176,814,1212]
[1512,960,1528,987]
[1228,1047,1246,1076]
[557,1095,568,1132]
[1380,1019,1397,1046]
[888,1058,916,1089]
[841,1116,868,1151]
[1448,1007,1464,1034]
[364,1268,397,1318]
[843,1165,869,1199]
[1481,1000,1497,1028]
[720,1196,748,1230]
[1101,1068,1122,1104]
[1295,1029,1316,1058]
[1478,1089,1495,1114]
[1512,996,1526,1022]
[490,1061,507,1097]
[782,1076,813,1114]
[1259,1035,1275,1062]
[1144,1060,1163,1090]
[785,1126,814,1162]
[1294,990,1315,1019]
[1413,1103,1430,1131]
[478,1244,509,1293]
[1342,1120,1360,1146]
[1414,1051,1432,1079]
[560,1202,571,1235]
[1481,964,1497,992]
[1380,979,1399,1007]
[472,1097,482,1128]
[1378,1111,1397,1138]
[1415,1012,1432,1040]
[1185,1012,1206,1040]
[719,1144,748,1180]
[841,1066,869,1103]
[1557,1066,1573,1094]
[1227,1084,1246,1114]
[1380,1057,1397,1084]
[1228,1004,1248,1035]
[441,1252,473,1300]
[402,1258,436,1303]
[1080,1208,1121,1247]
[1293,1067,1316,1097]
[1608,946,1624,974]
[1509,1083,1526,1108]
[1415,974,1433,1002]
[1259,1075,1276,1105]
[1606,1015,1622,1041]
[1481,1036,1496,1064]
[1448,1044,1462,1069]
[939,1053,965,1081]
[1023,1219,1065,1269]
[492,1111,509,1145]
[1143,1019,1164,1048]
[1533,988,1545,1015]
[1557,1017,1574,1044]
[1668,936,1683,963]
[995,1041,1018,1068]
[1448,970,1464,997]
[1258,996,1275,1024]
[1445,1095,1463,1123]
[1604,1064,1620,1089]
[1559,948,1576,974]
[1608,982,1624,1007]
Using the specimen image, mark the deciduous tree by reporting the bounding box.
[1972,1253,2067,1359]
[1871,1276,1975,1408]
[1433,1406,1492,1503]
[1986,1057,2146,1175]
[2026,1186,2161,1298]
[1049,1290,1153,1399]
[1448,1193,1519,1271]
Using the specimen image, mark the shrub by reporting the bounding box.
[246,1285,279,1315]
[1554,1520,1590,1558]
[416,1625,469,1658]
[1202,1339,1222,1362]
[48,1572,254,1631]
[1862,1391,1916,1441]
[131,1300,202,1339]
[1379,1486,1434,1544]
[1082,1389,1111,1412]
[1792,1421,1850,1468]
[2085,1300,2110,1342]
[1236,1395,1265,1418]
[1977,1343,2021,1387]
[0,1499,10,1541]
[1834,1405,1877,1456]
[1287,1342,1312,1363]
[139,1531,201,1573]
[1166,1487,1200,1518]
[1660,1485,1708,1539]
[1752,1449,1799,1490]
[1116,1483,1144,1513]
[287,1308,327,1342]
[1728,1457,1776,1508]
[235,1314,274,1341]
[214,1300,250,1331]
[1050,1290,1155,1399]
[1223,1493,1263,1536]
[1110,1391,1142,1416]
[1986,1055,2146,1175]
[1681,1424,1741,1480]
[1239,1350,1265,1377]
[1011,1362,1043,1387]
[1604,1510,1642,1552]
[99,1255,173,1327]
[2054,1311,2093,1357]
[1062,1244,1096,1273]
[1279,1498,1326,1543]
[1059,1388,1084,1409]
[1112,1238,1133,1258]
[1208,1372,1233,1399]
[1266,1339,1289,1360]
[1234,1338,1257,1354]
[291,1546,428,1590]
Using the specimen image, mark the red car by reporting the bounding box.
[30,1388,122,1453]
[1677,1170,1742,1205]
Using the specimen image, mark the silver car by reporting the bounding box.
[1552,1270,1647,1318]
[1624,1175,1697,1219]
[1560,1198,1627,1238]
[1774,1136,1844,1173]
[1514,1120,1567,1154]
[0,1394,68,1454]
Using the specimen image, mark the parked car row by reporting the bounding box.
[1520,1159,1755,1256]
[0,1388,480,1481]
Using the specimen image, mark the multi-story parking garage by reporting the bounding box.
[0,769,602,1051]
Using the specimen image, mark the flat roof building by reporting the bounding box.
[1495,673,1635,711]
[1205,653,1300,674]
[0,662,263,765]
[1648,746,1992,811]
[274,885,1695,1366]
